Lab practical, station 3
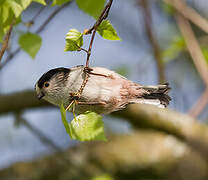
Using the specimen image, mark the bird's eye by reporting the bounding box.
[44,82,50,88]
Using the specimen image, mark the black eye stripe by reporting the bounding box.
[37,67,70,88]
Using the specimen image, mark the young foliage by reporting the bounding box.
[18,32,42,59]
[64,29,83,51]
[76,0,106,19]
[68,111,107,141]
[60,104,71,136]
[60,105,106,141]
[97,20,120,40]
[33,0,46,5]
[161,2,175,16]
[162,36,186,63]
[3,0,46,18]
[91,174,114,180]
[202,47,208,64]
[0,0,46,41]
[52,0,71,6]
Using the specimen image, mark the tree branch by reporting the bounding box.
[139,0,166,83]
[188,88,208,118]
[164,0,208,34]
[14,112,63,152]
[175,13,208,117]
[0,131,207,180]
[176,14,208,87]
[71,0,114,103]
[1,90,208,161]
[113,104,208,162]
[0,20,14,62]
[85,0,113,67]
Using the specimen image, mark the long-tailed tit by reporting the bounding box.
[35,65,171,114]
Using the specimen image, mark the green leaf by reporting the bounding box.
[18,32,42,58]
[76,0,105,19]
[6,0,23,17]
[97,20,120,40]
[20,0,33,9]
[1,3,10,23]
[161,2,175,16]
[33,0,46,5]
[202,47,208,64]
[60,104,71,135]
[64,29,83,51]
[52,0,70,6]
[0,0,6,6]
[162,36,186,63]
[68,111,107,141]
[91,175,114,180]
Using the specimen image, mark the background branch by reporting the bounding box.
[175,13,208,117]
[1,90,208,161]
[14,112,63,152]
[0,20,14,62]
[85,0,113,67]
[176,14,208,86]
[0,131,207,180]
[188,88,208,118]
[139,0,166,83]
[164,0,208,34]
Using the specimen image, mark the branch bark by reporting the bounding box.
[176,14,208,87]
[1,90,208,162]
[139,0,166,84]
[0,131,207,180]
[175,12,208,117]
[188,88,208,118]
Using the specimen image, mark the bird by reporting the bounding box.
[35,65,171,114]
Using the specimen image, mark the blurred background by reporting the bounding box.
[1,0,208,179]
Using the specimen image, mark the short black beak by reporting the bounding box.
[37,92,45,100]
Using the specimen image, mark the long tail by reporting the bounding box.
[132,83,171,108]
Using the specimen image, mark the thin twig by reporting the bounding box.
[176,14,208,117]
[27,5,47,31]
[31,5,46,23]
[85,0,113,67]
[72,0,114,102]
[176,15,208,86]
[0,2,71,71]
[188,88,208,118]
[79,47,88,53]
[85,0,113,35]
[0,20,15,62]
[15,113,63,152]
[139,0,166,84]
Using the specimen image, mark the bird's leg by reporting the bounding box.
[83,66,109,78]
[70,92,80,101]
[77,101,106,105]
[65,92,81,111]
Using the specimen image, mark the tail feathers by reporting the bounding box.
[142,83,171,107]
[132,83,171,108]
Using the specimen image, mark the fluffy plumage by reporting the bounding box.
[35,66,171,114]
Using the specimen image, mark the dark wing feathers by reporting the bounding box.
[142,83,171,107]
